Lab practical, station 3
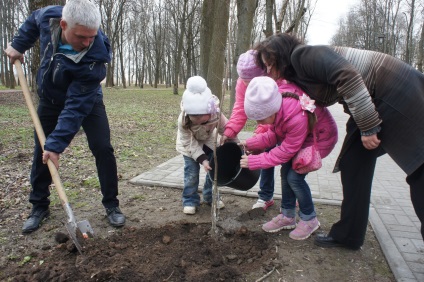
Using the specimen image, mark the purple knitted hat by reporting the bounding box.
[244,77,281,120]
[236,50,266,80]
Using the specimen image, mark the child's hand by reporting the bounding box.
[240,155,249,168]
[202,160,212,172]
[220,135,229,145]
[237,141,251,155]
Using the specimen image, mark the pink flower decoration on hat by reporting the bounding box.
[299,94,316,113]
[207,96,220,115]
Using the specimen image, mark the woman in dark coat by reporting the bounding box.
[254,32,424,250]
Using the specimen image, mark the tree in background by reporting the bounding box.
[1,0,17,88]
[199,0,230,102]
[28,0,66,91]
[332,0,423,70]
[2,0,421,92]
[229,0,258,109]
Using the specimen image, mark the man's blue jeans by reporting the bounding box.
[182,154,214,206]
[280,161,316,221]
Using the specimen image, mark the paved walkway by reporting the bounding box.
[130,104,424,281]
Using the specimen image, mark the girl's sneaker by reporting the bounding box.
[289,217,320,240]
[183,206,196,215]
[252,198,275,211]
[262,214,296,233]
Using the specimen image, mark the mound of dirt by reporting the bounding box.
[0,185,395,282]
[11,222,281,281]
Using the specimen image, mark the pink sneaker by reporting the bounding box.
[289,217,320,240]
[262,214,296,233]
[252,199,275,211]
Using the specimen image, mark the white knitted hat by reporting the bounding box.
[182,76,219,115]
[244,76,281,120]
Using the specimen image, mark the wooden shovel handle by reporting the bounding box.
[14,60,70,206]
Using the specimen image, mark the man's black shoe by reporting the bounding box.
[106,207,126,227]
[314,233,360,250]
[22,208,50,234]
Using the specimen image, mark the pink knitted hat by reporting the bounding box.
[236,50,266,80]
[244,77,281,120]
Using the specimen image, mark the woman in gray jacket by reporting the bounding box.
[254,32,424,250]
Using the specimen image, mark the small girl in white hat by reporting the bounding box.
[176,76,229,214]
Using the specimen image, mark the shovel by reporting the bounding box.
[14,60,94,254]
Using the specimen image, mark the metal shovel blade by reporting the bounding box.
[64,220,94,255]
[65,222,83,254]
[77,220,94,239]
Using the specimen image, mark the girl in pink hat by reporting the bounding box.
[221,50,276,211]
[240,76,338,240]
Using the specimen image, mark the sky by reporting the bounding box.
[306,0,359,45]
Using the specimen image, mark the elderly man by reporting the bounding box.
[5,0,126,233]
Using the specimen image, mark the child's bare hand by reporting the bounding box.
[220,135,229,145]
[238,141,251,155]
[240,155,249,168]
[202,160,212,172]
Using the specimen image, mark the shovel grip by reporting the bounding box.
[14,61,71,213]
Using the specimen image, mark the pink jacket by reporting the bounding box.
[223,78,269,138]
[246,80,338,170]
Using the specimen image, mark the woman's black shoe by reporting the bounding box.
[314,233,360,250]
[314,233,344,248]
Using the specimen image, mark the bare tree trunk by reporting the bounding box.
[275,0,289,33]
[28,1,41,91]
[185,13,194,84]
[2,0,16,88]
[119,15,126,88]
[292,0,306,34]
[185,0,201,81]
[26,1,65,90]
[263,0,273,37]
[417,23,423,72]
[202,0,230,101]
[173,0,189,95]
[230,0,257,110]
[404,0,415,64]
[99,0,128,87]
[151,3,165,88]
[199,0,215,78]
[285,6,306,34]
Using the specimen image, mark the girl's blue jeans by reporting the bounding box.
[280,161,316,221]
[258,167,274,201]
[182,154,214,206]
[258,147,274,201]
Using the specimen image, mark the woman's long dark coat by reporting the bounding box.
[290,45,424,175]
